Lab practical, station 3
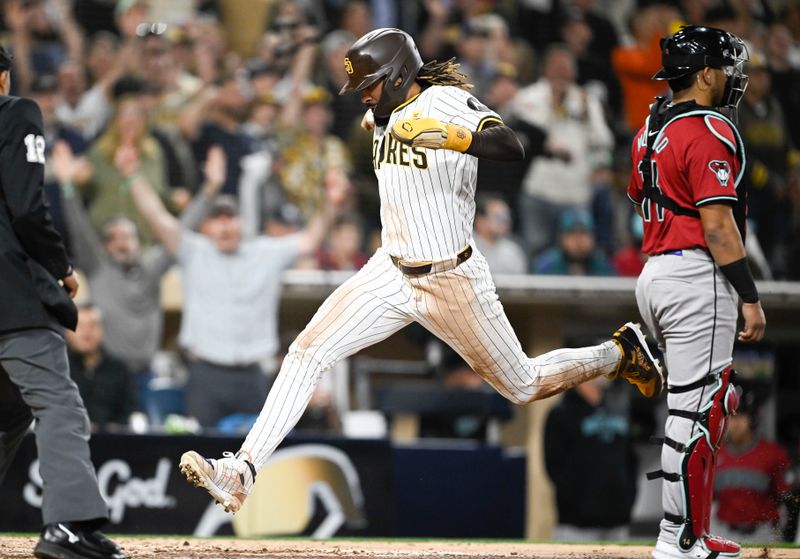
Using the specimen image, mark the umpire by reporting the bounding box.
[0,46,126,559]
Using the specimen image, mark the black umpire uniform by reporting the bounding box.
[0,47,125,559]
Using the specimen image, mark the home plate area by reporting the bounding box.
[1,537,799,559]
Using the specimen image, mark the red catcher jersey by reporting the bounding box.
[627,113,742,255]
[715,438,792,526]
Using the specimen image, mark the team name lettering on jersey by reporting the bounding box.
[372,134,427,170]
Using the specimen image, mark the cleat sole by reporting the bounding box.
[179,452,241,513]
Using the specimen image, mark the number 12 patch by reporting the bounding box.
[24,133,46,164]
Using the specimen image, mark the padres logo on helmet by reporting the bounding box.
[344,57,354,75]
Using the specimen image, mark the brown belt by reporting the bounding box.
[390,245,473,276]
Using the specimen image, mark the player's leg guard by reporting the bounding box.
[648,367,739,557]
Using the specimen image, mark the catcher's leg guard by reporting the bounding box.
[648,367,739,553]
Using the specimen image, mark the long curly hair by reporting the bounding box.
[416,58,473,91]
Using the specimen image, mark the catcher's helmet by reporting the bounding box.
[654,25,749,116]
[339,28,423,118]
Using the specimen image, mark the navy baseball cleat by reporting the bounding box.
[611,322,665,398]
[34,522,127,559]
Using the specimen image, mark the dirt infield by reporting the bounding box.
[2,536,799,559]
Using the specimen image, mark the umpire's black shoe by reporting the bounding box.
[34,522,127,559]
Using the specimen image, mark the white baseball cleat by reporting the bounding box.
[652,535,741,559]
[179,450,256,513]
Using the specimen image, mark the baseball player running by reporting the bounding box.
[627,26,766,559]
[179,28,662,514]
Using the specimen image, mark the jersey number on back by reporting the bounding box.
[641,161,665,223]
[24,134,46,164]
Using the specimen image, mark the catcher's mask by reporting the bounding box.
[339,28,423,118]
[654,25,749,120]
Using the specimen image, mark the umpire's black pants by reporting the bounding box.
[0,328,108,525]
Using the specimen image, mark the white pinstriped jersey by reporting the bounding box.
[372,85,502,261]
[238,84,625,473]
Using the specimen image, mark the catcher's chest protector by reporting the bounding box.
[639,98,748,243]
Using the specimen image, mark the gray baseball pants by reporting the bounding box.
[0,328,108,524]
[635,249,738,546]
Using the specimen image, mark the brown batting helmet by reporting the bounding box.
[339,28,423,118]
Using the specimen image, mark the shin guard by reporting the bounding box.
[648,367,738,551]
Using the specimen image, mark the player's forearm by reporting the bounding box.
[128,176,182,255]
[701,207,746,266]
[465,125,525,161]
[701,204,759,303]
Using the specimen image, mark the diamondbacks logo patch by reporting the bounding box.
[708,160,731,186]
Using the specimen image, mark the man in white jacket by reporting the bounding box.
[512,45,613,258]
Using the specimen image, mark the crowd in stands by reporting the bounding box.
[3,0,800,432]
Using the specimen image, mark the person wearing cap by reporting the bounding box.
[135,21,203,128]
[532,207,615,276]
[51,141,225,422]
[122,142,348,428]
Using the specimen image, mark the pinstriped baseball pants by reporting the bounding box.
[242,245,622,469]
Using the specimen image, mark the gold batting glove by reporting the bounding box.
[391,117,473,152]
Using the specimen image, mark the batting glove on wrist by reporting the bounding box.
[391,117,473,152]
